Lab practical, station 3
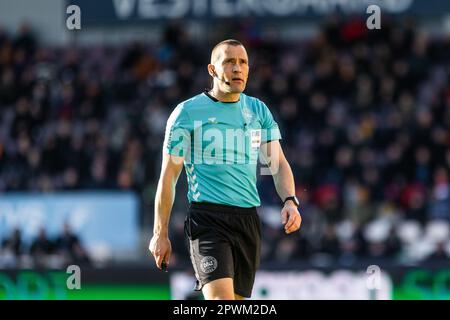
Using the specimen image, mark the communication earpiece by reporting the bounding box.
[211,67,230,86]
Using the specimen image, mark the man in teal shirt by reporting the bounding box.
[150,39,302,300]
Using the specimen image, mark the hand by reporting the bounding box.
[281,201,302,234]
[149,234,172,270]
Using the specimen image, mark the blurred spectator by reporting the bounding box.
[1,228,23,256]
[336,221,366,265]
[274,238,297,263]
[425,242,450,262]
[0,228,23,268]
[318,224,340,258]
[385,227,402,258]
[401,183,428,224]
[30,228,54,255]
[314,184,342,224]
[344,181,376,226]
[29,227,56,268]
[55,223,91,266]
[428,167,450,221]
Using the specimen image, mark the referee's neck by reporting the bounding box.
[208,88,241,103]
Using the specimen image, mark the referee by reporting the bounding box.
[149,39,302,300]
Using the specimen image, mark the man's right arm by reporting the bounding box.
[149,153,184,270]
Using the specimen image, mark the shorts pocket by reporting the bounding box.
[184,214,193,240]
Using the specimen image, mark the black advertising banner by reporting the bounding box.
[67,0,447,25]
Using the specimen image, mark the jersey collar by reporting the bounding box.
[203,90,240,104]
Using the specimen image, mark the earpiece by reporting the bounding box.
[211,67,230,86]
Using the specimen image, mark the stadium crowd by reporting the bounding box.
[0,17,449,268]
[0,223,90,269]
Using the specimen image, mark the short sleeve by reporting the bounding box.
[163,104,192,157]
[260,101,282,143]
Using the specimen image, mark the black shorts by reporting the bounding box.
[184,201,261,298]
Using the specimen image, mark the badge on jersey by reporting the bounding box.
[250,129,261,150]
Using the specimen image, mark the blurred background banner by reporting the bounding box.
[68,0,444,25]
[0,267,170,300]
[171,270,393,300]
[0,192,139,259]
[2,266,450,300]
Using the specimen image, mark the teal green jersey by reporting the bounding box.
[163,92,282,207]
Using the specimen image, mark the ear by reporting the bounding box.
[207,64,215,78]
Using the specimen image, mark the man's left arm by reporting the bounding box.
[260,140,302,234]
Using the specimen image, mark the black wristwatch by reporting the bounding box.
[283,196,300,207]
